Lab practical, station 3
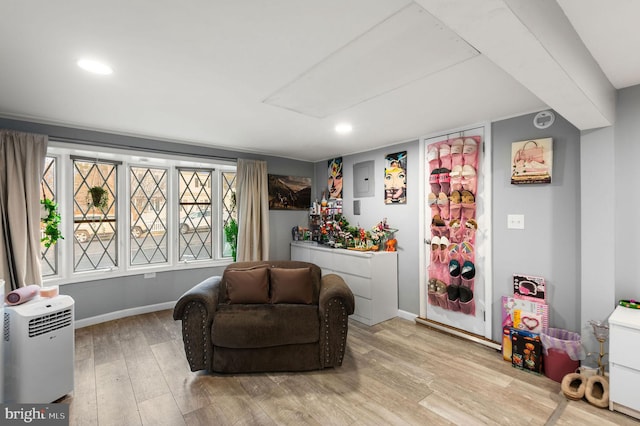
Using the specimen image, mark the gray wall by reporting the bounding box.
[64,267,225,321]
[491,111,582,339]
[578,84,640,366]
[0,118,312,321]
[314,140,421,315]
[264,157,313,261]
[614,84,640,300]
[580,125,615,366]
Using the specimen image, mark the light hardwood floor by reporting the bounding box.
[61,310,638,425]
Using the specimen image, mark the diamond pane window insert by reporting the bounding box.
[130,167,168,265]
[41,156,57,276]
[222,171,237,258]
[179,169,213,261]
[73,159,118,272]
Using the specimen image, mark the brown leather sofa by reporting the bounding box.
[173,260,355,373]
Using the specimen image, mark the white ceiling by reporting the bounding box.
[0,0,637,162]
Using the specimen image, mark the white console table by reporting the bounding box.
[608,305,640,419]
[291,241,398,326]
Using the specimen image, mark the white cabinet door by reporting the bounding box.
[609,306,640,418]
[291,242,397,326]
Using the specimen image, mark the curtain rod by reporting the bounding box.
[50,136,237,163]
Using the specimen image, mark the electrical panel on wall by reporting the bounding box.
[353,160,375,198]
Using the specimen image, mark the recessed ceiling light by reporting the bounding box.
[335,123,353,135]
[77,59,113,75]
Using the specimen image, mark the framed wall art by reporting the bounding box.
[511,138,553,185]
[327,157,343,199]
[268,174,311,210]
[384,151,407,204]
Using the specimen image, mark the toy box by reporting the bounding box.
[513,274,546,302]
[502,326,513,361]
[502,296,548,333]
[511,328,543,374]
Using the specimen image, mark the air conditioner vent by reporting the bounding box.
[28,309,72,337]
[4,312,9,341]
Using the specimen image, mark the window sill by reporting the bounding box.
[44,258,234,286]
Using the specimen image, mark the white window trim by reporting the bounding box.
[41,154,62,278]
[44,141,236,286]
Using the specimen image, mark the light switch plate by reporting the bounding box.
[507,214,525,229]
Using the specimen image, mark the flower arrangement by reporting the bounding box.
[367,219,390,244]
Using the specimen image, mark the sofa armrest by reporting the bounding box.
[173,275,221,320]
[319,273,355,314]
[318,273,355,368]
[173,276,221,371]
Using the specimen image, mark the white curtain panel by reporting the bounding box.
[0,129,48,291]
[236,158,269,262]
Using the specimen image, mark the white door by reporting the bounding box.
[420,124,492,339]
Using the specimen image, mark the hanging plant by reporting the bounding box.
[223,192,238,261]
[88,186,109,210]
[224,218,238,261]
[41,198,64,248]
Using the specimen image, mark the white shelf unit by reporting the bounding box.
[291,241,398,326]
[608,306,640,419]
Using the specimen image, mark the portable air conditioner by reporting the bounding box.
[3,295,74,403]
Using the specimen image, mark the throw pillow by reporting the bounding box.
[226,266,270,304]
[270,267,313,304]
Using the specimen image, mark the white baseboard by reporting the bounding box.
[396,309,418,321]
[75,301,176,329]
[414,317,502,351]
[396,311,501,351]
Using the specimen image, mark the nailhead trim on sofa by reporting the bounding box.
[322,298,349,367]
[182,301,209,371]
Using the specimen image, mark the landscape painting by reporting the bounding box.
[268,174,312,210]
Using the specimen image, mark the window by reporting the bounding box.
[42,142,236,284]
[72,158,118,272]
[41,156,57,276]
[178,169,213,261]
[130,166,168,265]
[221,171,237,257]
